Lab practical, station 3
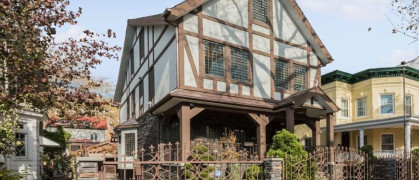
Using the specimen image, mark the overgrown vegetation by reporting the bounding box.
[42,126,73,179]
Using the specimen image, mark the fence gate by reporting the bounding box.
[283,147,368,180]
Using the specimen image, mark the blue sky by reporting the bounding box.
[58,0,419,85]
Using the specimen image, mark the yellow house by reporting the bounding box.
[321,67,419,156]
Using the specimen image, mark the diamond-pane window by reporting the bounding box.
[230,47,249,82]
[253,0,269,24]
[204,40,225,77]
[293,64,307,92]
[125,133,135,156]
[274,60,289,90]
[15,133,26,157]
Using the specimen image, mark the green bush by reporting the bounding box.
[267,129,307,158]
[267,129,312,179]
[360,145,377,162]
[246,165,264,180]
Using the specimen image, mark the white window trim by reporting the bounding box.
[405,94,413,115]
[121,129,137,157]
[380,93,395,115]
[356,97,368,118]
[380,133,395,151]
[340,98,350,119]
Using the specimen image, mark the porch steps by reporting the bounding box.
[78,162,99,180]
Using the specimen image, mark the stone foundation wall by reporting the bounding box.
[137,113,160,149]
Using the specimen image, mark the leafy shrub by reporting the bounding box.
[246,165,264,180]
[267,129,307,158]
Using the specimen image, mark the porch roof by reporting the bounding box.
[321,116,419,132]
[153,86,339,117]
[115,118,139,130]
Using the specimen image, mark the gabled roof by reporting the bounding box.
[162,0,333,64]
[115,0,334,102]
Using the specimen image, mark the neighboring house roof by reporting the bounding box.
[322,66,419,85]
[47,116,108,130]
[114,0,334,102]
[115,118,140,130]
[40,136,60,147]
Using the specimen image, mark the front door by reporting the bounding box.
[341,132,350,148]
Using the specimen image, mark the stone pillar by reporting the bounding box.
[264,158,283,180]
[312,120,321,147]
[286,107,294,133]
[359,129,364,148]
[326,113,335,162]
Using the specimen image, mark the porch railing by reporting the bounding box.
[373,150,405,158]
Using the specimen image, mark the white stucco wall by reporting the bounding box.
[154,41,177,103]
[253,54,271,99]
[203,18,249,48]
[274,41,307,63]
[203,0,248,28]
[184,35,200,88]
[273,0,307,46]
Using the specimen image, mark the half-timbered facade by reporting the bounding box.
[114,0,339,169]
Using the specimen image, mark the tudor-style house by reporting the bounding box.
[321,65,419,157]
[114,0,339,169]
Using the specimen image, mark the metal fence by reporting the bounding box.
[101,142,265,180]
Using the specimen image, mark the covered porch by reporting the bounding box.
[158,87,339,160]
[330,116,419,157]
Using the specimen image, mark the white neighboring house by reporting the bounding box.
[0,110,59,180]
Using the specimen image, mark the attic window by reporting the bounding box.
[253,0,269,24]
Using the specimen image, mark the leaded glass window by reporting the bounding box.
[125,133,135,156]
[230,47,249,82]
[274,60,289,90]
[204,40,225,77]
[380,94,394,114]
[293,64,307,92]
[15,133,26,157]
[253,0,269,24]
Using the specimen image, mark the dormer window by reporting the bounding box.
[253,0,269,24]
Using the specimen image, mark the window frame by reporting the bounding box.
[340,98,350,118]
[380,133,394,151]
[252,0,270,24]
[293,64,308,92]
[406,94,413,115]
[15,132,27,158]
[380,94,395,115]
[203,40,253,86]
[356,97,367,117]
[274,59,290,91]
[124,132,136,156]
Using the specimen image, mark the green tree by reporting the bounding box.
[42,126,72,179]
[0,0,120,158]
[390,0,418,42]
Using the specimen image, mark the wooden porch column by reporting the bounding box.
[248,113,269,158]
[326,113,335,162]
[177,105,205,161]
[286,107,295,133]
[312,120,321,147]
